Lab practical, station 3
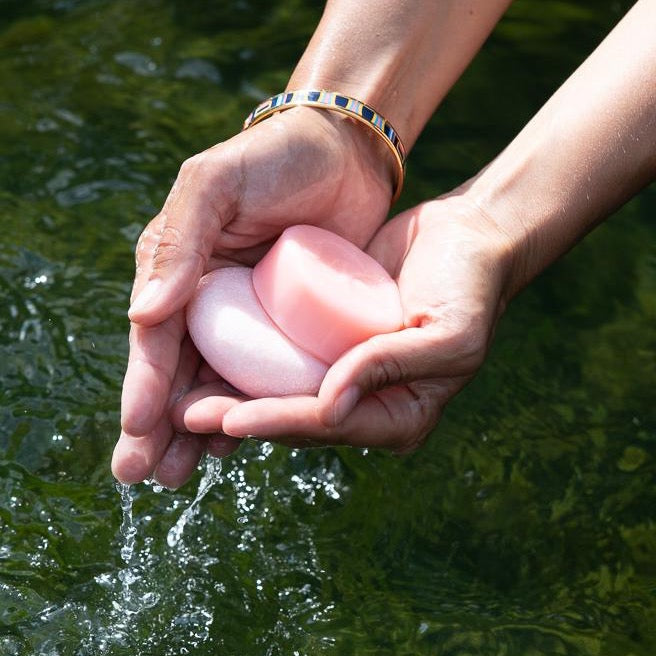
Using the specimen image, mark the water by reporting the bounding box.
[1,0,656,654]
[116,483,136,566]
[167,457,223,549]
[112,461,227,647]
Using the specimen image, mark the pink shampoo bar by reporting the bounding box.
[253,225,403,363]
[187,225,403,398]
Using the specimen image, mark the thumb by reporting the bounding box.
[127,156,222,326]
[127,221,209,326]
[318,322,487,427]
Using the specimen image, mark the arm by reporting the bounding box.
[469,0,656,300]
[206,0,656,448]
[114,0,512,486]
[288,0,513,150]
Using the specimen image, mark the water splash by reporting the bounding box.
[84,481,161,654]
[167,457,222,548]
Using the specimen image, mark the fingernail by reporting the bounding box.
[128,278,162,318]
[332,385,360,425]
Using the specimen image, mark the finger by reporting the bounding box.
[317,325,487,426]
[116,333,200,483]
[197,361,222,384]
[120,317,193,437]
[153,429,241,489]
[170,381,247,434]
[221,382,443,452]
[152,433,208,490]
[131,214,166,304]
[365,206,417,277]
[112,418,174,484]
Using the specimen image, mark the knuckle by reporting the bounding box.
[459,329,489,370]
[178,152,218,191]
[441,315,490,372]
[365,346,407,392]
[178,153,204,177]
[394,427,430,455]
[152,224,186,270]
[135,218,161,263]
[394,388,441,455]
[392,417,432,455]
[171,154,212,200]
[151,223,207,274]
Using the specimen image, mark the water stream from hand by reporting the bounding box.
[115,482,141,613]
[167,456,223,548]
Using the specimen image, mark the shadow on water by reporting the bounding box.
[1,0,655,654]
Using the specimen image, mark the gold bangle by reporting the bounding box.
[242,89,407,203]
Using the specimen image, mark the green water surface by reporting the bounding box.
[1,1,655,654]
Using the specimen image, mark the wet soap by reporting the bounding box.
[187,226,403,397]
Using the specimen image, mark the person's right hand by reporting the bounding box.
[113,106,397,487]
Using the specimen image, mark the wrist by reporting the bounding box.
[412,193,520,323]
[264,91,404,202]
[462,122,590,302]
[287,0,513,151]
[463,160,545,303]
[258,103,398,205]
[463,0,656,300]
[328,107,400,204]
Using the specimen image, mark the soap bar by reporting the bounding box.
[187,225,404,398]
[253,225,403,363]
[187,267,328,398]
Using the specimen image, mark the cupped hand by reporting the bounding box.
[113,106,396,486]
[174,193,517,454]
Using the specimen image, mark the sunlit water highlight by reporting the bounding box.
[93,459,227,652]
[56,444,341,654]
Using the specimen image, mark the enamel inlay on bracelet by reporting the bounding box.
[242,89,407,203]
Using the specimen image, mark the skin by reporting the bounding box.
[114,0,656,488]
[175,196,512,453]
[114,0,511,486]
[287,0,514,148]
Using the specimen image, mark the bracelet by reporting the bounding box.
[242,90,407,203]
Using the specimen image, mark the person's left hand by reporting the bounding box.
[171,192,516,454]
[112,107,396,488]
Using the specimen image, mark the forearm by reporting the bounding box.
[288,0,513,150]
[469,0,656,299]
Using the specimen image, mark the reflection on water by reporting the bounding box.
[1,0,655,654]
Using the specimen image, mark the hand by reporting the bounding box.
[155,0,656,473]
[173,193,516,452]
[112,107,396,486]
